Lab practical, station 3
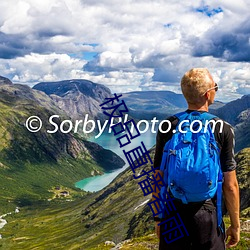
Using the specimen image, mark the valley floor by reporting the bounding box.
[0,198,249,250]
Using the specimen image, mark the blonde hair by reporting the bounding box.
[181,68,214,104]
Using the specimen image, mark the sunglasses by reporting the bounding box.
[203,83,218,95]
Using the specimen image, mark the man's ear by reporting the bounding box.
[204,92,209,100]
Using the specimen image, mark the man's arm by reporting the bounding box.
[223,170,240,248]
[152,124,168,239]
[152,116,177,239]
[152,128,165,239]
[152,170,163,239]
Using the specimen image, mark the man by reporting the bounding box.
[152,68,240,249]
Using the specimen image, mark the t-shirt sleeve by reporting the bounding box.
[153,129,165,169]
[218,122,237,172]
[153,116,177,169]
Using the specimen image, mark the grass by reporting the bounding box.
[0,86,249,249]
[0,92,122,214]
[1,177,248,250]
[0,198,89,250]
[224,217,250,250]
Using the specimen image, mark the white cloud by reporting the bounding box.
[0,0,249,101]
[0,53,87,85]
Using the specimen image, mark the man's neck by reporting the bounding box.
[187,103,209,112]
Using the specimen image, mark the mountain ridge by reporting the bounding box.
[213,94,250,152]
[0,81,125,212]
[213,94,250,125]
[0,76,12,85]
[33,79,111,121]
[32,79,226,121]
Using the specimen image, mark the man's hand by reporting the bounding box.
[155,222,160,239]
[225,225,240,248]
[223,171,240,248]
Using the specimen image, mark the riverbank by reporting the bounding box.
[0,208,20,239]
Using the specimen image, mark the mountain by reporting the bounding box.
[33,78,249,151]
[0,79,124,212]
[0,75,12,85]
[0,77,248,249]
[234,108,250,152]
[122,91,225,120]
[8,76,250,151]
[212,95,250,152]
[33,80,225,122]
[213,94,250,126]
[1,147,249,249]
[33,79,111,121]
[121,91,186,120]
[209,100,225,110]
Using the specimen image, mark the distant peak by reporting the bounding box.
[0,76,12,85]
[32,79,111,100]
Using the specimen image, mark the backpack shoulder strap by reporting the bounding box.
[174,111,217,122]
[201,112,217,120]
[173,111,189,121]
[201,112,223,230]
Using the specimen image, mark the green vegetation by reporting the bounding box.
[1,147,249,249]
[0,157,96,212]
[235,148,250,215]
[0,198,89,250]
[89,226,250,250]
[1,206,248,250]
[0,83,249,249]
[0,84,124,214]
[224,217,250,250]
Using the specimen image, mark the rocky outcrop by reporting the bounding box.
[33,79,111,121]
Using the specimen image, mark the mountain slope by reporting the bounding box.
[234,108,250,152]
[1,147,249,249]
[0,146,155,249]
[0,76,12,85]
[121,91,186,120]
[33,79,225,122]
[0,81,124,212]
[33,79,111,121]
[211,94,250,152]
[235,148,250,213]
[213,94,250,126]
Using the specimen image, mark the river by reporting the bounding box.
[75,129,156,192]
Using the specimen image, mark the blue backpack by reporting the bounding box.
[159,111,223,228]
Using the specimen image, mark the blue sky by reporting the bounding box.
[0,0,249,102]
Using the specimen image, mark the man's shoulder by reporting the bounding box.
[161,111,234,132]
[161,115,179,129]
[211,116,234,133]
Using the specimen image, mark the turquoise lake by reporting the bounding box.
[75,129,156,192]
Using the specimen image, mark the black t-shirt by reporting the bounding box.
[153,110,237,172]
